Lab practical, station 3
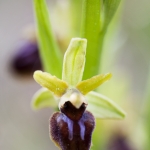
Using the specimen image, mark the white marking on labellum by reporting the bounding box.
[59,88,87,109]
[78,117,85,140]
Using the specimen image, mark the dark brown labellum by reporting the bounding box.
[50,101,95,150]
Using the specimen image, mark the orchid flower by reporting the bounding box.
[32,38,125,150]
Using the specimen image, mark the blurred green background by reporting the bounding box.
[0,0,150,150]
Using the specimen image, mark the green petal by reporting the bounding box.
[34,0,62,77]
[31,88,57,110]
[76,73,112,95]
[33,71,68,97]
[62,38,87,86]
[86,91,126,119]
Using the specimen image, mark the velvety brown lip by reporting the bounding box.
[50,109,95,150]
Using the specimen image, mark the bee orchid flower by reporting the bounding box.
[32,38,125,150]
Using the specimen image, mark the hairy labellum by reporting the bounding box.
[50,101,95,150]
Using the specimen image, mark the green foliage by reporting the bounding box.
[102,0,121,31]
[143,68,150,150]
[81,0,121,79]
[81,0,101,79]
[34,0,62,78]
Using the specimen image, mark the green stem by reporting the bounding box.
[34,0,62,78]
[81,0,102,79]
[143,68,150,149]
[70,0,81,36]
[80,1,106,149]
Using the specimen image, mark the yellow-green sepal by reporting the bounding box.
[86,91,126,119]
[62,38,87,86]
[76,73,112,95]
[31,88,57,110]
[33,71,68,97]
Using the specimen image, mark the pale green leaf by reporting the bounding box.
[31,88,57,110]
[34,0,62,77]
[102,0,121,31]
[33,71,68,97]
[76,73,112,95]
[62,38,87,86]
[86,91,126,119]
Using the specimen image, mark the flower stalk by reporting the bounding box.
[81,0,102,79]
[32,0,124,149]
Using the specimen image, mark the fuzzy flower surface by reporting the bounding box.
[32,38,125,119]
[32,38,125,149]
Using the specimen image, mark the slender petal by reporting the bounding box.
[76,73,112,95]
[34,71,68,97]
